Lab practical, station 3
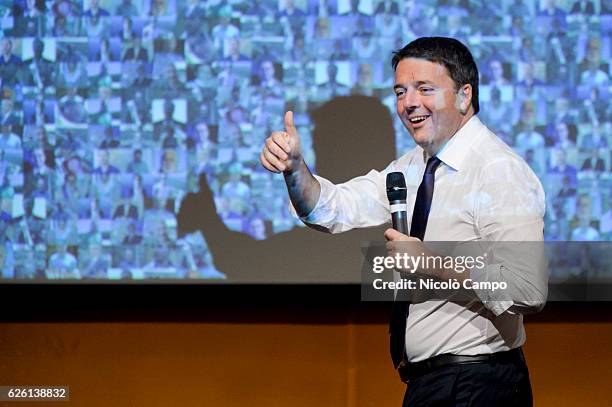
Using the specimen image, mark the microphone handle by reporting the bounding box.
[390,199,409,235]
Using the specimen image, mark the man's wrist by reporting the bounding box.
[283,158,320,219]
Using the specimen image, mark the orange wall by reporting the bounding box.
[1,320,611,407]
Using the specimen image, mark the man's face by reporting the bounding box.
[358,64,372,82]
[34,148,45,165]
[2,39,11,55]
[315,18,329,36]
[196,123,209,140]
[490,60,503,80]
[556,122,568,140]
[162,151,175,169]
[587,40,600,60]
[1,99,12,114]
[394,58,468,155]
[262,61,274,80]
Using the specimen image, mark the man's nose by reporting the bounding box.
[402,89,420,112]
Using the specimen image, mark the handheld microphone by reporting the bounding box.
[386,172,409,235]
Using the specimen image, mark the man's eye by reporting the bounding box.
[395,91,405,97]
[419,87,434,93]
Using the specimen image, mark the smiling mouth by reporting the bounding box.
[408,115,431,124]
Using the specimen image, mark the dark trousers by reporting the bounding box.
[402,359,533,407]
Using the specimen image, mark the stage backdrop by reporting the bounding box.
[0,0,610,282]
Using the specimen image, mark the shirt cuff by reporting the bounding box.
[469,263,514,316]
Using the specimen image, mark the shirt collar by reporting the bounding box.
[429,115,483,172]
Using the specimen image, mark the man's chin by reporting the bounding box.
[410,131,434,149]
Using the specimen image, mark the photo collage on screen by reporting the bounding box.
[0,0,610,280]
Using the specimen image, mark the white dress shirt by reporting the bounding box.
[300,115,547,362]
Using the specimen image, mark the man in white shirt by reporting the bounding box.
[48,244,80,279]
[261,37,545,406]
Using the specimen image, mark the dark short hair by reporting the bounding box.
[391,37,480,114]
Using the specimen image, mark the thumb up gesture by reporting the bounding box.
[260,111,303,174]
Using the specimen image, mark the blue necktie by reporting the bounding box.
[390,156,442,369]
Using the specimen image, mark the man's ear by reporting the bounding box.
[458,84,472,115]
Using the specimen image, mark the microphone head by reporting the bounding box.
[386,171,407,202]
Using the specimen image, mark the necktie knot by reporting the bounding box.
[425,156,442,174]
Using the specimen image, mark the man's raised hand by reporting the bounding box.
[260,111,303,174]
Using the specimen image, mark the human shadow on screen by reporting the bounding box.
[177,96,395,282]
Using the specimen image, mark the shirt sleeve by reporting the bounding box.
[470,154,548,316]
[297,167,393,234]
